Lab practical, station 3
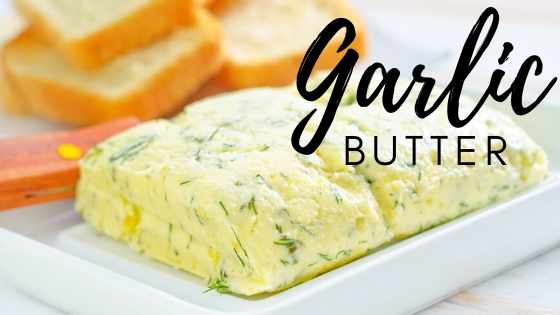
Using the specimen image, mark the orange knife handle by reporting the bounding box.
[0,118,139,211]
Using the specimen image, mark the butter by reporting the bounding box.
[77,89,390,295]
[77,86,548,295]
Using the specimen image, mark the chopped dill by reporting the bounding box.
[83,146,103,162]
[318,253,332,261]
[207,127,222,142]
[336,249,352,259]
[233,248,246,267]
[219,201,229,216]
[259,144,270,151]
[109,136,154,163]
[194,209,204,225]
[231,228,249,264]
[205,271,231,294]
[280,256,298,266]
[332,188,343,205]
[180,180,193,185]
[247,196,257,215]
[168,224,173,245]
[290,220,314,236]
[274,237,301,253]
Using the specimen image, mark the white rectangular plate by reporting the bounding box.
[0,104,559,315]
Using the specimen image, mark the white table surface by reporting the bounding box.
[1,0,559,314]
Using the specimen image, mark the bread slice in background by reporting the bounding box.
[214,0,367,89]
[0,61,27,115]
[14,0,196,69]
[0,12,27,115]
[2,9,223,126]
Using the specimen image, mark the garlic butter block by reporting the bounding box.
[312,83,549,239]
[77,89,391,295]
[77,85,548,295]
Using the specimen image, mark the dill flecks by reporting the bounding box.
[332,187,343,205]
[336,249,352,259]
[319,250,351,262]
[180,180,193,185]
[83,146,103,162]
[233,248,246,267]
[207,127,222,142]
[194,209,204,225]
[247,196,257,215]
[291,220,314,236]
[318,253,332,261]
[168,224,173,245]
[280,256,298,266]
[259,144,270,151]
[274,237,301,253]
[109,136,154,163]
[231,228,249,267]
[219,201,229,216]
[205,271,231,294]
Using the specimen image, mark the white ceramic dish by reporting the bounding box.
[0,104,559,315]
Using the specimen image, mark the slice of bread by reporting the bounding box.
[214,0,366,89]
[0,14,27,115]
[0,62,27,115]
[2,9,223,126]
[14,0,196,69]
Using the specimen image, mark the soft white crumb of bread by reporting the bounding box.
[16,0,157,39]
[221,0,339,63]
[2,9,223,124]
[0,63,27,114]
[14,0,197,69]
[213,0,365,88]
[8,26,206,98]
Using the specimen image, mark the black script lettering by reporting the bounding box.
[293,18,359,155]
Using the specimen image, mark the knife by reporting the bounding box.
[0,118,139,211]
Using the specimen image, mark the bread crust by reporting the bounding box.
[215,0,367,89]
[0,48,28,115]
[14,0,197,70]
[3,10,223,126]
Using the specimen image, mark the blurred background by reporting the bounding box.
[1,0,559,133]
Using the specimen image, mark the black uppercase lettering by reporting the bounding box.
[458,136,476,166]
[406,136,423,166]
[346,136,365,165]
[488,136,507,165]
[374,136,396,165]
[292,18,359,155]
[431,136,448,165]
